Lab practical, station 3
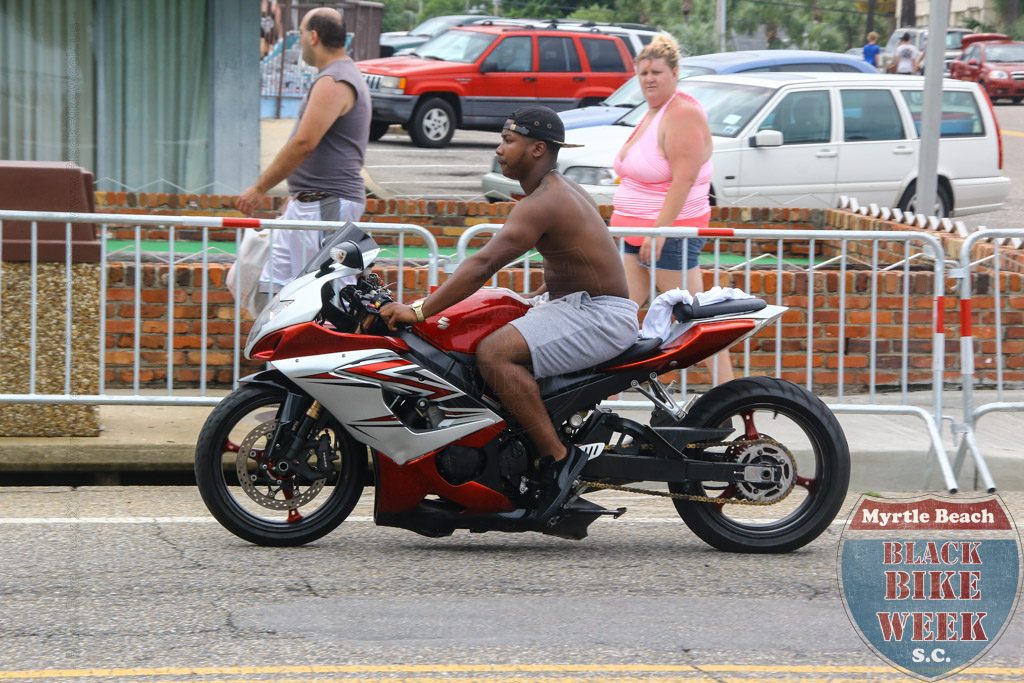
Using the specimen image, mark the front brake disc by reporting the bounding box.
[236,421,324,510]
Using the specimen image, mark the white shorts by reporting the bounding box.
[260,195,365,289]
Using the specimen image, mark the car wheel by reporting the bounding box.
[897,180,952,218]
[369,121,391,141]
[409,97,455,148]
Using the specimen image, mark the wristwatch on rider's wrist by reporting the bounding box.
[410,299,426,323]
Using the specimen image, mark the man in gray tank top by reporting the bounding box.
[236,7,370,297]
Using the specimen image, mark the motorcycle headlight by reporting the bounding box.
[990,70,1010,80]
[245,298,294,349]
[563,166,619,186]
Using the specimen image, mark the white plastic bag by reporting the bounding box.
[226,228,270,318]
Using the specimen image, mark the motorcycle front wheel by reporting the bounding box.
[195,384,365,546]
[670,376,850,553]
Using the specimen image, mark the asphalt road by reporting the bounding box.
[362,101,1024,231]
[2,487,1023,681]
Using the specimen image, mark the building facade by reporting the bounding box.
[895,0,1002,29]
[1,0,259,195]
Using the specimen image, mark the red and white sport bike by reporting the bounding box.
[196,225,850,552]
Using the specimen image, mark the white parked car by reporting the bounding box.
[480,73,1009,217]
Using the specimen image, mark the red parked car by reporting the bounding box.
[950,33,1024,103]
[358,24,635,148]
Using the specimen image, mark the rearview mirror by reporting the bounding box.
[750,130,784,148]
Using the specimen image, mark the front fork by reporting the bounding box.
[267,393,327,483]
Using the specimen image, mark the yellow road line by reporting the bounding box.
[0,663,1022,681]
[1001,128,1024,137]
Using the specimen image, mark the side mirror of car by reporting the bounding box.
[750,129,784,148]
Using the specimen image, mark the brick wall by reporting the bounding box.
[95,193,1024,391]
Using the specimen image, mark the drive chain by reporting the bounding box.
[580,437,791,507]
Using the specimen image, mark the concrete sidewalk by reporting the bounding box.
[0,389,1021,491]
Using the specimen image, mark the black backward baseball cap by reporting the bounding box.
[503,106,583,148]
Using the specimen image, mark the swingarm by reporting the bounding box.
[574,409,786,487]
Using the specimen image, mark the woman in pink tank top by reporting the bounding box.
[610,34,733,384]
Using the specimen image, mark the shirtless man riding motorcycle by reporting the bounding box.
[381,106,639,519]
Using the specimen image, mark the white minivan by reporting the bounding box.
[480,73,1009,217]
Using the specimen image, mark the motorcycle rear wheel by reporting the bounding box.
[195,384,365,546]
[670,376,850,553]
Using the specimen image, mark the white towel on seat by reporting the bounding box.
[641,287,754,340]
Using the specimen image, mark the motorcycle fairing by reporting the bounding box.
[279,348,501,464]
[373,444,517,516]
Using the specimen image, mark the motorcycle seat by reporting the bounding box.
[535,337,663,397]
[596,336,663,368]
[672,297,766,322]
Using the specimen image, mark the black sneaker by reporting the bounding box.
[532,444,591,522]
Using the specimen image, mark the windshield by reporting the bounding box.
[416,29,496,62]
[986,44,1024,62]
[602,65,716,107]
[409,16,460,38]
[617,81,775,137]
[946,31,969,50]
[299,223,379,276]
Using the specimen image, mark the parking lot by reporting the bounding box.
[338,101,1024,231]
[258,97,1024,228]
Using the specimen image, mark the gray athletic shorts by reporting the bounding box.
[509,292,640,379]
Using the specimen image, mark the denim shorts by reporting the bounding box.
[623,237,706,271]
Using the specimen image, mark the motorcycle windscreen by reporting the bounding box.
[298,223,380,276]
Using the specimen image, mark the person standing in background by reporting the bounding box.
[610,33,734,384]
[237,7,370,310]
[863,31,881,68]
[893,32,923,74]
[259,0,282,58]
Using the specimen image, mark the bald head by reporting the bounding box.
[303,7,346,50]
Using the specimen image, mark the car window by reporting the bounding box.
[482,36,533,72]
[964,45,980,60]
[537,36,581,72]
[901,89,985,137]
[985,44,1024,62]
[418,30,496,63]
[638,34,654,46]
[619,81,775,137]
[581,38,626,72]
[832,64,863,72]
[757,90,831,144]
[947,31,968,50]
[841,89,905,141]
[605,32,636,57]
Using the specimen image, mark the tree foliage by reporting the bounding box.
[394,0,896,53]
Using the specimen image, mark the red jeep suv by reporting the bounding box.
[357,25,635,147]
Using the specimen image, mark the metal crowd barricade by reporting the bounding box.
[457,222,959,492]
[953,229,1024,492]
[0,210,439,407]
